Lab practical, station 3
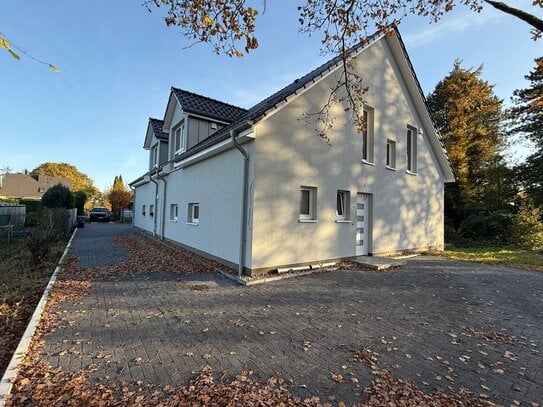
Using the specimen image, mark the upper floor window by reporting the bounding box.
[151,145,158,167]
[174,121,186,155]
[406,126,417,173]
[361,106,374,164]
[386,139,396,169]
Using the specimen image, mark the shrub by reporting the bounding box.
[41,184,73,209]
[72,191,87,216]
[26,228,56,263]
[510,201,543,251]
[457,212,512,246]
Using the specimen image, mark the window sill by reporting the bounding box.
[299,219,318,223]
[386,166,397,171]
[187,222,199,226]
[406,170,418,176]
[169,219,178,223]
[361,160,375,166]
[335,220,351,223]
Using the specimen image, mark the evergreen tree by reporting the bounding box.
[509,57,543,206]
[427,60,505,209]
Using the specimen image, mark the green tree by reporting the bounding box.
[510,200,543,251]
[41,183,73,209]
[72,190,87,216]
[32,162,99,200]
[509,57,543,206]
[427,60,505,208]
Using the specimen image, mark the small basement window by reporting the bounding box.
[188,203,199,225]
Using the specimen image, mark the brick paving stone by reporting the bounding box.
[38,224,543,405]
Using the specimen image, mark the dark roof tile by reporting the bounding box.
[171,88,247,123]
[149,118,169,140]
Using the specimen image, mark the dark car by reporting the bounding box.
[89,207,111,222]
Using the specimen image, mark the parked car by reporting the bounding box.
[88,207,111,222]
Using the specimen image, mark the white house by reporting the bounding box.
[130,27,455,276]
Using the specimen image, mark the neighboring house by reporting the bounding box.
[130,27,455,276]
[0,172,72,200]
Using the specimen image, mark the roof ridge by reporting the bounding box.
[171,87,247,112]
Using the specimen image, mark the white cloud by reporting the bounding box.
[403,7,503,48]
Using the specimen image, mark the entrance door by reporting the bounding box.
[355,193,370,256]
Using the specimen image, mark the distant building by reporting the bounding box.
[0,172,72,200]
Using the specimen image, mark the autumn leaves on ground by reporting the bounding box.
[4,232,496,406]
[0,237,65,376]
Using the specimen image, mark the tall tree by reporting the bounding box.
[32,162,99,199]
[107,175,132,218]
[427,60,505,208]
[509,57,543,206]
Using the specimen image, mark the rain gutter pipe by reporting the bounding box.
[149,169,159,237]
[230,125,251,277]
[159,173,167,241]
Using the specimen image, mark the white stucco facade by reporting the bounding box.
[250,38,445,271]
[131,29,452,275]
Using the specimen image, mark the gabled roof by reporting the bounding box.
[174,29,385,158]
[149,118,168,140]
[171,88,247,123]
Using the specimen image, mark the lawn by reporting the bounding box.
[427,246,543,271]
[0,235,66,376]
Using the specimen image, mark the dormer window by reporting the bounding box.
[151,145,158,168]
[174,120,186,155]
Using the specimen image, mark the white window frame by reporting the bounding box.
[169,203,178,222]
[336,190,350,221]
[142,205,146,217]
[299,186,317,222]
[149,204,154,218]
[151,145,158,168]
[361,106,375,164]
[187,203,199,225]
[406,126,418,174]
[386,139,396,170]
[174,121,186,155]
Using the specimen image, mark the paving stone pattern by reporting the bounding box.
[42,224,543,406]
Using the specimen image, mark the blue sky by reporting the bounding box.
[1,1,541,191]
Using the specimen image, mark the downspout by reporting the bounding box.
[230,129,250,276]
[129,185,135,229]
[149,169,159,237]
[159,174,167,241]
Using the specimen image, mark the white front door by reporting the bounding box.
[355,193,370,256]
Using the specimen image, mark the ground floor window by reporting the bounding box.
[299,186,317,221]
[188,203,199,224]
[142,205,146,217]
[170,203,178,221]
[336,190,350,220]
[149,204,154,218]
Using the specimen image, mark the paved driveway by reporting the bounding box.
[41,224,543,405]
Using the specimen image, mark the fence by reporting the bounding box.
[0,204,26,228]
[67,208,77,230]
